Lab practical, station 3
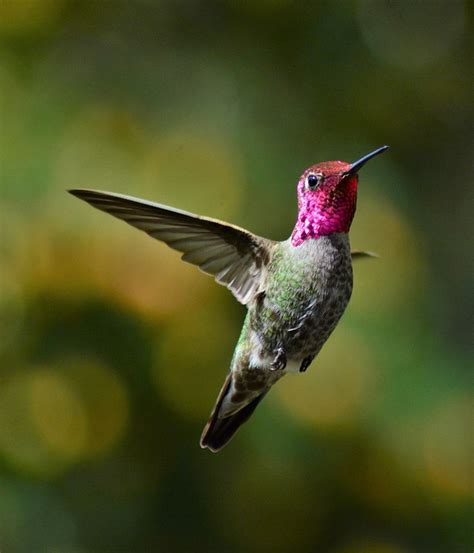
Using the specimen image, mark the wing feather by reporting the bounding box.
[351,250,379,260]
[69,188,274,304]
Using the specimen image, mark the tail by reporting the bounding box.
[200,373,267,453]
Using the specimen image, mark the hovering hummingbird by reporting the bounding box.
[69,145,388,452]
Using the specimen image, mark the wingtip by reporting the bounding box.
[67,188,89,198]
[199,424,223,453]
[199,440,219,453]
[68,188,114,203]
[351,250,380,260]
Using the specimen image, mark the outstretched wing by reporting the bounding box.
[351,250,378,260]
[69,189,274,305]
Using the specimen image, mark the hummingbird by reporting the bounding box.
[69,145,388,452]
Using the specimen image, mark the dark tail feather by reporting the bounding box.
[200,374,266,453]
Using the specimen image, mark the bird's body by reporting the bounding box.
[70,145,388,452]
[199,234,353,450]
[248,234,352,368]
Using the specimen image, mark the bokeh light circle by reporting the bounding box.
[0,368,87,477]
[0,359,130,477]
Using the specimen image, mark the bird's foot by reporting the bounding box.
[270,348,287,371]
[299,355,314,373]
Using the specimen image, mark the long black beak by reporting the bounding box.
[347,145,389,175]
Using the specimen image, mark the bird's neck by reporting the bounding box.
[291,192,356,247]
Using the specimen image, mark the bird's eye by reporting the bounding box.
[306,174,322,190]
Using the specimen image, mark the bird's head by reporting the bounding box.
[291,146,388,246]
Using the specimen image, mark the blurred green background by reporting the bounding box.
[0,1,472,552]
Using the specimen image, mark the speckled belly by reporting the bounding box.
[283,279,353,359]
[251,237,353,366]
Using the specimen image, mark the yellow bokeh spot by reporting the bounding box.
[275,327,377,427]
[0,359,129,477]
[351,193,428,315]
[30,369,88,460]
[57,358,130,459]
[0,368,87,477]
